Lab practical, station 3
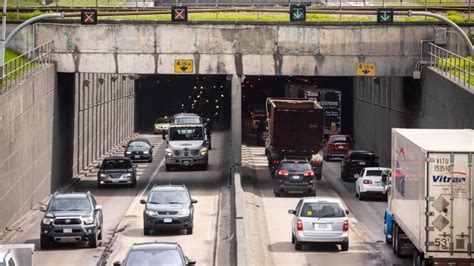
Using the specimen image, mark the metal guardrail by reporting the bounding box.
[425,42,474,90]
[0,41,54,92]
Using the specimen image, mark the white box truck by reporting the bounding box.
[384,128,474,265]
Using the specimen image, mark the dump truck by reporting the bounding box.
[264,98,325,179]
[384,128,474,266]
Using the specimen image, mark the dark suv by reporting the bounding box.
[273,159,316,197]
[141,185,198,235]
[124,139,153,162]
[341,150,379,181]
[323,135,354,161]
[97,156,137,188]
[113,242,195,266]
[40,191,103,249]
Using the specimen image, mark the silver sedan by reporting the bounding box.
[288,197,350,251]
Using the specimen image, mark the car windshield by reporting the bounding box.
[125,249,183,266]
[155,118,170,124]
[101,159,133,169]
[48,198,92,212]
[300,202,345,218]
[366,170,382,176]
[169,127,203,141]
[280,162,311,172]
[350,153,376,161]
[149,191,189,204]
[174,116,201,125]
[128,141,150,148]
[331,136,352,144]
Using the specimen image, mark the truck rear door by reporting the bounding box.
[426,152,473,255]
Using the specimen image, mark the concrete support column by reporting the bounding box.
[231,74,242,170]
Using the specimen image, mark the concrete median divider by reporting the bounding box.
[234,171,247,266]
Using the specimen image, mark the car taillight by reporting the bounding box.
[304,171,314,176]
[363,180,372,184]
[278,170,289,176]
[273,160,281,164]
[311,161,322,165]
[343,219,349,232]
[297,219,303,231]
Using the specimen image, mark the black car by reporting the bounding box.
[40,191,103,249]
[124,139,153,162]
[97,156,137,188]
[273,159,316,197]
[341,150,379,181]
[114,242,195,266]
[141,185,197,235]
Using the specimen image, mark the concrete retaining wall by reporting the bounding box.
[34,23,439,76]
[353,68,474,165]
[0,65,57,230]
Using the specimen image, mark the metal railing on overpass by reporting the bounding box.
[0,41,54,92]
[425,41,474,90]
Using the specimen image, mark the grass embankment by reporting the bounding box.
[436,56,474,86]
[2,49,40,87]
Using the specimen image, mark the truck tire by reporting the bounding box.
[392,223,397,254]
[89,233,98,248]
[40,235,50,250]
[144,226,151,236]
[393,223,403,257]
[165,165,172,171]
[384,221,392,244]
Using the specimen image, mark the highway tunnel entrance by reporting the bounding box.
[135,75,231,133]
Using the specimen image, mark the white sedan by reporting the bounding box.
[355,167,391,200]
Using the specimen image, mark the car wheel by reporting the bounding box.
[165,165,172,171]
[341,240,349,251]
[144,227,151,236]
[359,192,365,201]
[148,156,153,163]
[202,164,208,171]
[295,241,303,251]
[291,233,295,244]
[310,189,316,196]
[130,178,137,188]
[40,235,50,250]
[98,227,102,240]
[186,227,194,235]
[89,233,98,248]
[274,186,281,197]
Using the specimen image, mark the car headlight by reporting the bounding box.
[125,173,132,177]
[165,148,173,157]
[200,148,208,156]
[143,151,150,155]
[126,151,132,155]
[178,209,191,216]
[100,173,107,178]
[42,218,55,225]
[155,125,159,129]
[146,210,158,216]
[82,216,94,225]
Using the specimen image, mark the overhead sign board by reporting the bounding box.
[290,5,306,22]
[377,9,393,23]
[174,59,194,73]
[356,63,376,76]
[81,9,98,25]
[172,6,188,22]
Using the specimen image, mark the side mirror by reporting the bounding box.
[113,262,121,266]
[187,258,196,265]
[39,205,47,212]
[140,199,147,204]
[354,174,360,178]
[151,145,154,149]
[162,133,166,140]
[95,205,103,211]
[122,144,126,148]
[345,210,350,215]
[95,164,100,169]
[288,209,296,215]
[191,199,198,204]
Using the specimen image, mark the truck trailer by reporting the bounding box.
[385,128,474,265]
[264,98,325,179]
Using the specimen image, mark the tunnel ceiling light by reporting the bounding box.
[221,94,224,98]
[200,86,204,89]
[216,105,219,109]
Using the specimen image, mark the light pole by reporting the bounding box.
[0,11,63,77]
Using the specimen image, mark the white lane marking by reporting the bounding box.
[125,158,165,217]
[208,195,219,241]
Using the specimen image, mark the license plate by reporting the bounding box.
[163,218,172,223]
[359,161,366,165]
[376,181,382,185]
[292,175,300,180]
[63,228,72,233]
[183,161,190,166]
[134,155,140,159]
[314,223,332,231]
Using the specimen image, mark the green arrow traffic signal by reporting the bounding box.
[377,9,393,23]
[290,5,306,22]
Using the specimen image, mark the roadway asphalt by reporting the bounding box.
[241,126,412,265]
[6,132,227,266]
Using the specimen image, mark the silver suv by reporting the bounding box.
[141,185,197,235]
[288,197,349,251]
[40,192,103,249]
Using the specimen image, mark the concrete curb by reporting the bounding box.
[234,171,247,266]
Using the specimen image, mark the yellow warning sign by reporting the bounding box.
[356,63,376,76]
[174,59,194,73]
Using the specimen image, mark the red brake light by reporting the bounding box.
[304,171,314,176]
[363,180,372,184]
[278,170,289,176]
[273,160,281,164]
[297,219,303,231]
[311,161,322,165]
[343,219,349,232]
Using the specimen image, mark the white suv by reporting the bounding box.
[355,167,391,200]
